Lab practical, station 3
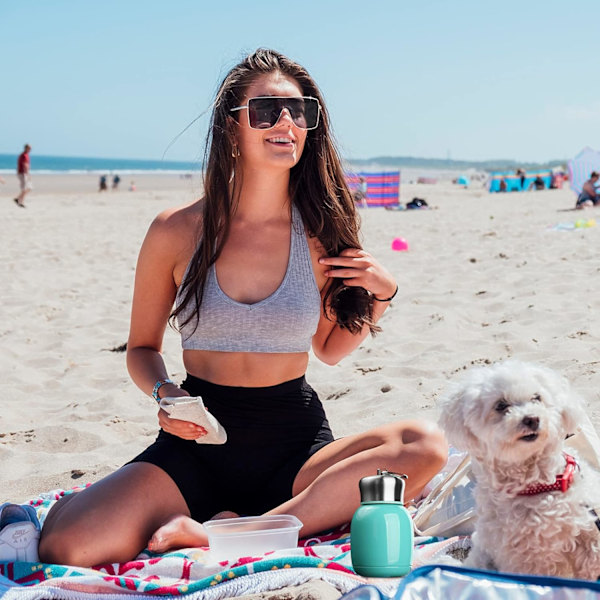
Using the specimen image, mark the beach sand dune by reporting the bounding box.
[2,178,599,502]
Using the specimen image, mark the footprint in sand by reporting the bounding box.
[355,366,382,375]
[20,426,103,453]
[326,388,351,401]
[0,430,35,444]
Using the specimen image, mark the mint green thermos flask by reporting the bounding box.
[351,470,413,577]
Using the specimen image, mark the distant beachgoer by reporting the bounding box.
[112,174,121,190]
[99,175,108,192]
[353,176,368,207]
[516,168,526,190]
[14,144,32,208]
[499,178,508,192]
[531,175,545,191]
[129,180,136,192]
[576,171,599,209]
[550,172,565,189]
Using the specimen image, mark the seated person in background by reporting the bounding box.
[531,175,545,191]
[576,171,600,209]
[499,178,507,192]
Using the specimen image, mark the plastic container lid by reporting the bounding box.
[203,515,303,562]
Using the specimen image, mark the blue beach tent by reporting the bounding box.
[489,170,552,193]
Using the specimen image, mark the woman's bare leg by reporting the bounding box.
[147,420,447,552]
[39,462,189,567]
[279,420,447,536]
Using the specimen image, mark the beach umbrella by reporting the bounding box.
[568,147,600,195]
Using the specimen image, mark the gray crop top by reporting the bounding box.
[175,204,322,353]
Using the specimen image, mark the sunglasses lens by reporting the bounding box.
[247,97,319,130]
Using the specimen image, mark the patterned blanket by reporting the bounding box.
[0,488,467,600]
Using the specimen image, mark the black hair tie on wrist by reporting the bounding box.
[372,284,399,302]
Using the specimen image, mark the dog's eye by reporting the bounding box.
[531,393,541,402]
[495,399,510,413]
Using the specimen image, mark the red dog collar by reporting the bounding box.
[517,453,577,496]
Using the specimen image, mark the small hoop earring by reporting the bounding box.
[231,145,240,158]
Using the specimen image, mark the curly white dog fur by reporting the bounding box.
[438,360,600,580]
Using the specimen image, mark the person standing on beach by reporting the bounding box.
[14,144,31,207]
[38,48,447,567]
[353,176,368,208]
[516,168,526,190]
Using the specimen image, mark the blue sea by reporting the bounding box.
[0,153,201,174]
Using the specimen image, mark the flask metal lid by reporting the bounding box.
[359,469,408,503]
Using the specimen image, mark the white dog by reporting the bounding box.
[438,360,600,580]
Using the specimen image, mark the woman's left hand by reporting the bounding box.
[319,248,396,299]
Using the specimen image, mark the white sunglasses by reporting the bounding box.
[230,96,321,130]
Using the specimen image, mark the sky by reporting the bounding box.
[2,0,599,164]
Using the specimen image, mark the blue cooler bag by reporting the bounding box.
[339,565,600,600]
[396,565,600,600]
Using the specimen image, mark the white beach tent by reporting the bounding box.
[568,147,600,195]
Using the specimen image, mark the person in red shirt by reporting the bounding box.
[15,144,32,207]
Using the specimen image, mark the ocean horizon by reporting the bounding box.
[0,152,471,185]
[0,151,568,177]
[0,153,202,175]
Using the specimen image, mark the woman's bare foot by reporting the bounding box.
[210,511,239,520]
[147,514,208,553]
[147,510,240,553]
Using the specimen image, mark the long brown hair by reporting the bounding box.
[171,48,378,335]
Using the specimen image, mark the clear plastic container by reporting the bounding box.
[203,515,303,561]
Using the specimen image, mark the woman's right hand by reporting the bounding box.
[157,408,208,440]
[156,384,208,440]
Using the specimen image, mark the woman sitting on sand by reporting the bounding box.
[39,48,447,567]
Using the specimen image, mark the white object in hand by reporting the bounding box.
[159,396,227,445]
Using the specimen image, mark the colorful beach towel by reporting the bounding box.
[0,488,464,600]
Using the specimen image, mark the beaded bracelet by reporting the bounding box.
[373,284,399,303]
[152,378,174,403]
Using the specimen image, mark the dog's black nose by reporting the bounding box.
[522,416,540,431]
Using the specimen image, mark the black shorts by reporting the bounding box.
[128,374,335,522]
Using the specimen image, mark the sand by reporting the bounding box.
[2,174,599,503]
